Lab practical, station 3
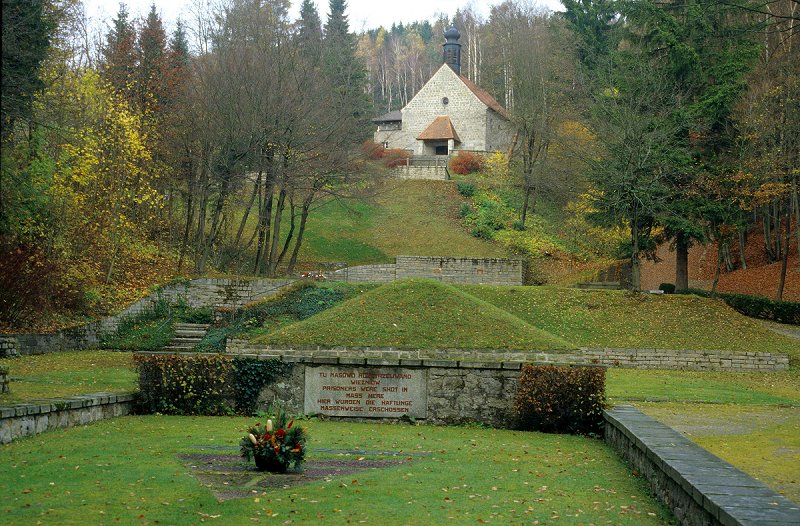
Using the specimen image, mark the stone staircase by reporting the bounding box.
[165,323,210,351]
[574,281,623,290]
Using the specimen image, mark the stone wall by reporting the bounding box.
[3,278,294,356]
[0,366,8,394]
[0,336,18,358]
[605,406,800,526]
[394,164,448,180]
[396,255,523,285]
[227,343,790,372]
[332,264,398,284]
[0,392,136,444]
[331,256,525,286]
[252,354,524,427]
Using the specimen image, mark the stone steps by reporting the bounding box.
[575,281,623,290]
[164,323,211,351]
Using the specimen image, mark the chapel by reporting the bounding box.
[373,26,514,157]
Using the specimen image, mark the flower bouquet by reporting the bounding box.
[240,406,308,473]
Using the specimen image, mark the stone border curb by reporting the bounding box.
[0,392,137,444]
[604,405,800,525]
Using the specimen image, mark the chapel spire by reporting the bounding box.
[443,26,462,74]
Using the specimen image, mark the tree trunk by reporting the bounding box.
[738,228,747,270]
[793,180,799,270]
[266,183,288,277]
[763,206,775,262]
[230,170,261,266]
[287,193,315,275]
[675,231,689,291]
[630,218,641,291]
[711,241,723,294]
[777,202,791,301]
[520,185,532,228]
[177,156,194,272]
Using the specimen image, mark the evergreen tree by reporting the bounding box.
[0,0,55,139]
[138,4,168,111]
[323,0,369,124]
[169,20,190,69]
[297,0,323,58]
[101,3,137,99]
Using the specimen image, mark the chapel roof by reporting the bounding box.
[371,110,402,123]
[417,115,461,142]
[455,71,511,120]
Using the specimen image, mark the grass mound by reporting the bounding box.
[254,278,573,350]
[462,285,800,358]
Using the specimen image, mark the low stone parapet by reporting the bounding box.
[0,392,136,444]
[226,342,789,372]
[604,405,800,525]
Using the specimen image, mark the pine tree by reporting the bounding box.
[322,0,369,123]
[138,4,168,111]
[0,0,54,139]
[297,0,323,59]
[101,3,137,99]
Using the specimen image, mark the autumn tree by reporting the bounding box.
[100,3,137,100]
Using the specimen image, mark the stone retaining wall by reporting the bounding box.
[331,256,524,286]
[248,354,524,427]
[226,342,789,372]
[1,278,294,356]
[604,406,800,525]
[0,392,136,444]
[394,165,449,180]
[333,264,398,283]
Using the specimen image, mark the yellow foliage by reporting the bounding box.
[564,190,628,258]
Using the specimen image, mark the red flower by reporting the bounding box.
[276,429,286,439]
[263,432,271,440]
[274,446,280,454]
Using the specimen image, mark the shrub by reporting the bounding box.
[382,149,411,168]
[685,289,800,325]
[134,353,234,415]
[100,298,173,351]
[449,151,485,175]
[361,140,385,160]
[659,283,676,294]
[459,202,472,218]
[134,353,290,415]
[457,182,475,197]
[514,364,606,435]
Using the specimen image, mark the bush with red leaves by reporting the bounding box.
[449,151,485,175]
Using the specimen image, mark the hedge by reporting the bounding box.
[514,364,606,435]
[134,353,290,415]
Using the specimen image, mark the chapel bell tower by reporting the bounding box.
[443,26,462,74]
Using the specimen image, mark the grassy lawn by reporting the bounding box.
[461,285,800,358]
[0,351,136,403]
[297,180,507,264]
[639,403,800,502]
[255,279,572,350]
[249,280,798,359]
[0,416,674,525]
[608,368,800,502]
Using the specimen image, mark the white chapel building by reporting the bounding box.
[373,27,514,157]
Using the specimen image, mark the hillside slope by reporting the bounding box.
[297,180,507,264]
[641,224,799,301]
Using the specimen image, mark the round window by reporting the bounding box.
[442,97,449,105]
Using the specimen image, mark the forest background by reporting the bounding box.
[1,0,798,331]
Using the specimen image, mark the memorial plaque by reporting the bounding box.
[304,366,427,419]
